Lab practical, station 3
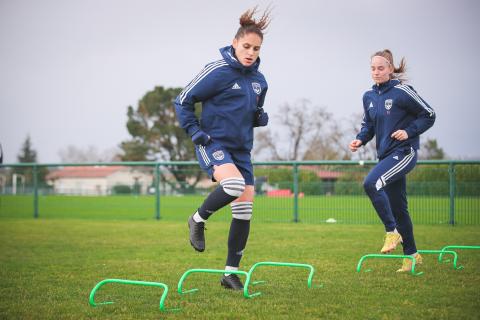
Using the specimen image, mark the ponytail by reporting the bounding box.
[235,6,272,40]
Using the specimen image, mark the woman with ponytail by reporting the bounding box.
[349,50,436,272]
[175,6,271,290]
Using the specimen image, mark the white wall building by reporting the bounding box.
[46,166,153,195]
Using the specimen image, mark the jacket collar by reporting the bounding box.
[220,45,260,73]
[372,79,400,93]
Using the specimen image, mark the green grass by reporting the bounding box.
[0,218,479,319]
[1,194,479,224]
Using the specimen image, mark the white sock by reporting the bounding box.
[387,228,399,234]
[193,212,205,223]
[224,266,238,276]
[410,252,418,257]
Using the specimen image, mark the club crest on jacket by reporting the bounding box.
[385,99,393,110]
[252,82,261,95]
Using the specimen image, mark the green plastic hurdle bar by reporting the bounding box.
[438,245,480,262]
[177,261,317,299]
[356,254,423,276]
[89,278,179,312]
[177,269,249,294]
[243,261,317,298]
[417,250,463,270]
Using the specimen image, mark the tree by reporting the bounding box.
[302,119,351,160]
[13,135,48,188]
[118,140,149,162]
[120,86,202,192]
[346,113,377,161]
[17,135,37,163]
[419,138,445,160]
[254,100,350,160]
[58,145,120,163]
[120,86,196,161]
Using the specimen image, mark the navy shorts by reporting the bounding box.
[195,140,254,185]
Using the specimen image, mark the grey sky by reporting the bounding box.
[1,0,479,163]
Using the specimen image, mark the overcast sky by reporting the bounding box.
[1,0,479,163]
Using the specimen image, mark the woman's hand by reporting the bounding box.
[349,139,362,152]
[191,130,211,145]
[391,130,408,141]
[253,108,269,127]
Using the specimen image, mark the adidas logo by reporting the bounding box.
[232,82,241,90]
[393,156,399,160]
[368,102,373,109]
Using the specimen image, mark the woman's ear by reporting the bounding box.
[389,64,395,76]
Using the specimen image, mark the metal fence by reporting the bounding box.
[0,160,479,225]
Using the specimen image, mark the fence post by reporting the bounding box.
[293,163,299,222]
[33,164,39,219]
[155,163,161,220]
[448,162,455,226]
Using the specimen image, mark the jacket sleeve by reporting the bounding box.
[356,96,375,145]
[257,83,268,109]
[400,85,436,138]
[174,65,222,136]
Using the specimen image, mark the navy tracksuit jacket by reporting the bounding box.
[357,79,435,159]
[175,45,268,152]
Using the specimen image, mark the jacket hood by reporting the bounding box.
[220,45,260,72]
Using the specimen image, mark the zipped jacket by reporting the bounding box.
[356,79,435,159]
[175,45,268,152]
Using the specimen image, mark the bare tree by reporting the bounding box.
[254,130,282,160]
[58,145,121,163]
[303,119,352,160]
[347,112,377,160]
[254,100,349,160]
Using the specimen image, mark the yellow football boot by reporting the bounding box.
[380,232,402,254]
[397,253,423,272]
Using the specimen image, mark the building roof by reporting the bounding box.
[46,166,126,180]
[316,170,343,179]
[300,166,343,179]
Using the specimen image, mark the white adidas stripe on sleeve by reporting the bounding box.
[179,60,228,104]
[396,85,435,116]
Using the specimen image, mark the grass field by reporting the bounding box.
[0,218,479,319]
[1,194,479,224]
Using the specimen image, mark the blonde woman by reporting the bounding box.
[350,50,435,272]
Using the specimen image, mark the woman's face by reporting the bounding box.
[232,32,262,67]
[371,56,393,84]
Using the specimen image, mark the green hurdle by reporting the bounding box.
[417,250,463,270]
[177,269,249,294]
[439,245,480,262]
[243,261,318,299]
[356,254,423,276]
[89,278,179,312]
